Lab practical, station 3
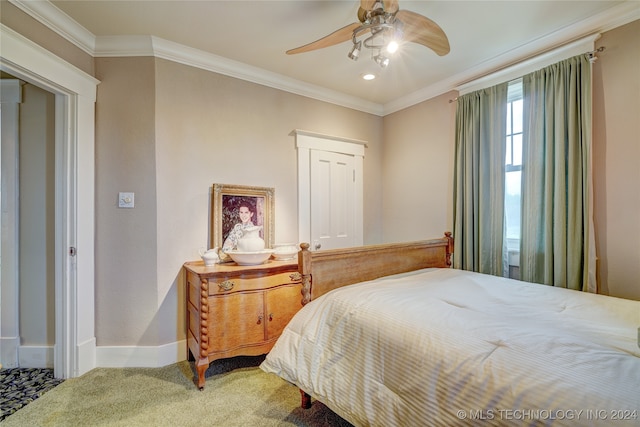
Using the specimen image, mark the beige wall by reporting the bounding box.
[382,91,457,243]
[592,19,640,300]
[94,57,159,346]
[93,57,383,346]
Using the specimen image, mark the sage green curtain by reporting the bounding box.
[520,54,594,291]
[453,83,509,275]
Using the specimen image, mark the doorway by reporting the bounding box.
[0,26,98,378]
[1,79,56,369]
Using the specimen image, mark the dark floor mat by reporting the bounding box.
[0,367,64,421]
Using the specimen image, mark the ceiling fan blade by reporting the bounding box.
[396,9,450,56]
[286,22,361,55]
[383,0,399,13]
[360,0,377,11]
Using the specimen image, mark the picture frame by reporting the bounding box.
[211,183,275,251]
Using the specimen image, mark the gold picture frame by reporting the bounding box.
[211,183,275,251]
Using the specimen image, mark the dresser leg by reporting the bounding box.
[196,358,208,390]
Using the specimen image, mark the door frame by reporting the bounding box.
[0,24,98,378]
[0,79,21,369]
[293,129,365,248]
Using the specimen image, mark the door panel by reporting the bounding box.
[310,150,355,250]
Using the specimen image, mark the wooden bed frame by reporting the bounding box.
[295,231,454,408]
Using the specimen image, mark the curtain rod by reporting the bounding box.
[449,45,606,103]
[587,46,606,63]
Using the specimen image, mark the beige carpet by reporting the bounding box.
[1,356,352,427]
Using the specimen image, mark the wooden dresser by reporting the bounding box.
[184,259,302,389]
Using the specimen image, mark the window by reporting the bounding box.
[505,79,523,271]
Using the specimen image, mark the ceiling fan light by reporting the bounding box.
[348,41,362,61]
[386,40,399,54]
[374,54,390,68]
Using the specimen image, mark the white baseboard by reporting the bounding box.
[1,338,186,372]
[0,336,19,368]
[19,345,54,368]
[96,340,187,368]
[76,336,96,377]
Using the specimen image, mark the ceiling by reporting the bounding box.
[41,1,638,113]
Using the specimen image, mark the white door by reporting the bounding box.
[295,130,364,251]
[310,150,355,250]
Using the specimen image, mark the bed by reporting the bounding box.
[260,233,640,426]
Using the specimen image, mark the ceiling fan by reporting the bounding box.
[286,0,450,68]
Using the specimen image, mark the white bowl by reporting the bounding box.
[272,251,297,261]
[272,243,298,260]
[225,249,275,265]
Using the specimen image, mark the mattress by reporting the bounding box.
[260,268,640,426]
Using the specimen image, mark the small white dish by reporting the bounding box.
[272,251,297,261]
[272,243,298,260]
[225,249,275,265]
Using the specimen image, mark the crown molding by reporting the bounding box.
[452,2,639,91]
[382,1,640,115]
[11,0,639,116]
[9,0,384,115]
[94,35,385,116]
[9,0,96,54]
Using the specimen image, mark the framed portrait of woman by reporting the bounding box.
[211,183,275,251]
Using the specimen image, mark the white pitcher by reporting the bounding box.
[237,226,265,252]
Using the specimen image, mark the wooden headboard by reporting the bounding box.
[298,232,453,305]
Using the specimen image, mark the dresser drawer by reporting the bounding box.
[208,270,300,295]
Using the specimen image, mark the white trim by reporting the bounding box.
[0,25,98,94]
[456,34,601,95]
[297,146,311,248]
[18,345,55,369]
[77,337,97,375]
[0,23,98,378]
[293,129,367,155]
[96,341,187,368]
[0,336,20,368]
[8,0,96,55]
[1,80,22,370]
[382,74,466,115]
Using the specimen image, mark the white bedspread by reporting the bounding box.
[260,268,640,426]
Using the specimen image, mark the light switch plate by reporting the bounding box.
[118,192,135,208]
